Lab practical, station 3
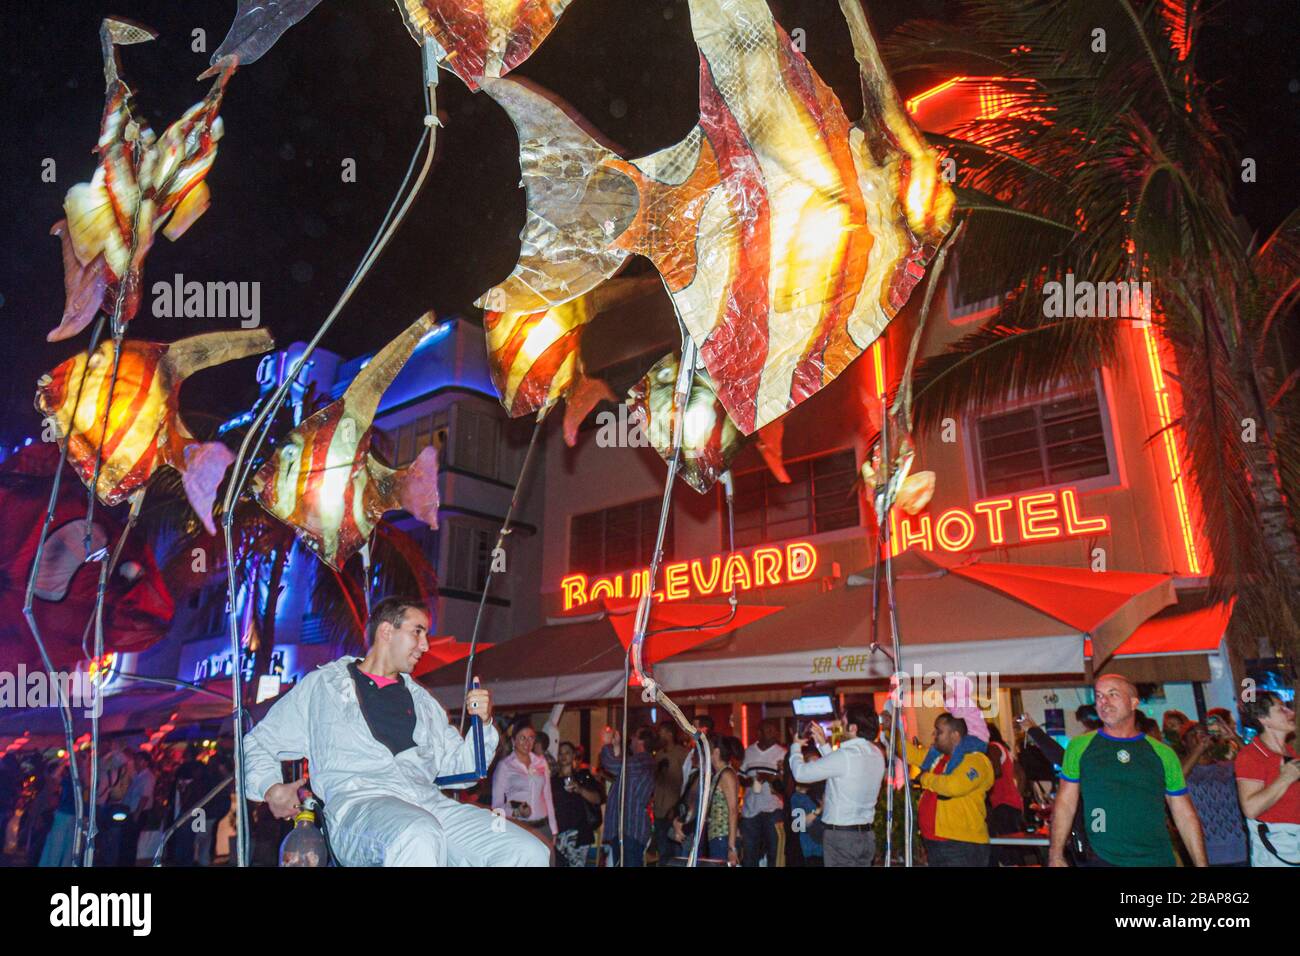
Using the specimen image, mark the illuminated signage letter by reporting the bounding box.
[935,509,977,552]
[1017,492,1062,541]
[973,498,1014,544]
[897,515,933,552]
[589,576,622,602]
[1061,488,1109,535]
[663,562,691,601]
[561,574,588,611]
[721,554,752,593]
[752,547,783,587]
[786,542,817,581]
[690,557,721,595]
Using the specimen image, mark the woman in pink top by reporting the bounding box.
[491,722,557,844]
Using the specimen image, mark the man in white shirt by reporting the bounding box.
[245,596,547,866]
[790,707,885,867]
[739,719,787,866]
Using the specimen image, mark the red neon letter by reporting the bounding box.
[1061,487,1109,535]
[560,574,588,611]
[589,576,623,602]
[897,515,933,552]
[630,570,661,602]
[935,509,977,552]
[721,554,752,593]
[663,562,690,601]
[973,498,1014,544]
[690,557,721,595]
[1017,492,1062,541]
[785,542,817,581]
[752,547,783,587]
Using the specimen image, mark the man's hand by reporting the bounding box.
[466,686,492,722]
[265,778,305,820]
[1278,759,1300,785]
[809,721,828,747]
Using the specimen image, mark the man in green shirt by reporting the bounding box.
[1049,674,1207,867]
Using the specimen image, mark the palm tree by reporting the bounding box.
[881,2,1300,676]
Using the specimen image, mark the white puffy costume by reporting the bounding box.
[244,657,548,866]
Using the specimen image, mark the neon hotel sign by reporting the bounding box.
[560,486,1109,611]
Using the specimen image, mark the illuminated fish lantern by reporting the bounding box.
[210,0,572,90]
[50,18,236,341]
[251,314,442,570]
[35,330,275,534]
[477,0,954,435]
[628,352,743,495]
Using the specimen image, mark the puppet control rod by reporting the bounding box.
[617,329,714,867]
[219,41,442,867]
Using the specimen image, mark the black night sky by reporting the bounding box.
[0,0,1297,451]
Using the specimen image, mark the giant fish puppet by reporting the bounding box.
[35,330,275,535]
[51,18,236,341]
[250,313,442,570]
[477,0,954,435]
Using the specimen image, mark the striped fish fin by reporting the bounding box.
[163,329,275,382]
[475,77,636,314]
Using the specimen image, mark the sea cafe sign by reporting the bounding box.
[891,486,1110,554]
[561,542,819,611]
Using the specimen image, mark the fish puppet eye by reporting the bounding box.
[118,561,144,583]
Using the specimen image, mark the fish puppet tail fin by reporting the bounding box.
[163,328,274,533]
[475,77,639,315]
[368,444,440,531]
[180,441,235,536]
[396,445,440,530]
[164,328,274,381]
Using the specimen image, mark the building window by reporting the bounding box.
[443,523,497,594]
[383,410,448,468]
[570,497,674,575]
[974,384,1115,496]
[730,449,859,549]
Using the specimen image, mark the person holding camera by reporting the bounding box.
[1235,691,1300,867]
[789,708,884,867]
[552,741,603,866]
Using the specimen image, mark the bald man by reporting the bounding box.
[1049,674,1206,867]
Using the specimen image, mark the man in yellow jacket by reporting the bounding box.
[908,712,994,866]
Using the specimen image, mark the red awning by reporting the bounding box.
[413,636,491,678]
[1085,599,1234,659]
[601,599,785,666]
[949,561,1175,665]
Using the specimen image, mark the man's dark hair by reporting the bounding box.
[987,723,1005,746]
[634,726,657,752]
[936,712,968,737]
[366,596,427,645]
[536,731,550,752]
[1241,691,1283,732]
[843,707,878,741]
[694,714,715,732]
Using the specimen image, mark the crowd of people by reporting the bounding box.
[478,674,1299,868]
[1,737,237,867]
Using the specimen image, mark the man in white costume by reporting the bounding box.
[244,596,548,866]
